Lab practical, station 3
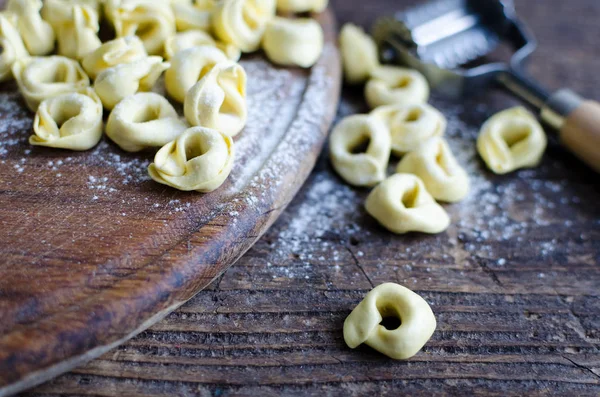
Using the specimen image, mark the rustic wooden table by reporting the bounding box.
[25,0,600,395]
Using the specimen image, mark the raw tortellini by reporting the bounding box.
[6,0,54,55]
[262,16,323,68]
[184,61,247,137]
[31,87,103,150]
[148,126,235,192]
[81,36,147,79]
[55,4,102,59]
[164,30,240,61]
[106,92,188,152]
[165,45,228,103]
[339,23,379,84]
[371,103,447,156]
[94,56,169,110]
[276,0,327,13]
[397,137,470,203]
[344,282,437,360]
[477,107,547,174]
[329,114,391,187]
[171,0,215,32]
[212,0,276,53]
[365,173,450,234]
[0,12,28,82]
[365,66,430,109]
[12,55,90,111]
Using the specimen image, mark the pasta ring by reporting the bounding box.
[339,23,379,84]
[54,4,102,59]
[344,282,437,360]
[31,87,103,151]
[6,0,55,55]
[81,36,147,80]
[0,12,28,82]
[262,16,324,68]
[148,126,235,192]
[163,30,241,61]
[365,66,430,109]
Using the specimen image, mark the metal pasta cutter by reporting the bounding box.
[372,0,600,172]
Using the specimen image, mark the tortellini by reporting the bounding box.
[105,0,176,55]
[365,173,450,234]
[329,115,391,187]
[81,36,147,79]
[0,13,28,82]
[171,0,215,32]
[164,30,240,60]
[344,283,437,360]
[184,61,247,137]
[148,126,235,192]
[212,0,276,53]
[94,56,169,110]
[339,23,379,84]
[365,66,430,109]
[106,92,188,152]
[397,137,470,203]
[371,103,447,156]
[477,107,547,174]
[165,45,228,103]
[275,0,327,13]
[6,0,55,55]
[31,87,103,150]
[262,17,323,68]
[42,0,101,25]
[12,56,90,111]
[57,4,102,59]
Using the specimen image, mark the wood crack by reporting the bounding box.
[561,355,600,381]
[344,245,374,289]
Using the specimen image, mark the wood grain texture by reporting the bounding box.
[12,0,600,396]
[0,9,341,397]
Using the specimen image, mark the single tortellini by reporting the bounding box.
[212,0,276,53]
[54,4,102,59]
[165,45,228,103]
[0,13,28,82]
[365,173,450,234]
[6,0,55,55]
[365,66,430,109]
[12,56,90,111]
[477,107,547,174]
[105,0,176,55]
[397,137,470,203]
[339,23,379,84]
[276,0,327,13]
[371,103,447,156]
[329,115,391,187]
[184,61,247,137]
[171,0,215,32]
[94,56,169,110]
[344,283,437,360]
[31,87,103,151]
[106,92,188,152]
[81,36,147,79]
[164,30,241,61]
[262,17,323,68]
[148,126,235,192]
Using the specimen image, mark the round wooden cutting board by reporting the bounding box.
[0,10,340,396]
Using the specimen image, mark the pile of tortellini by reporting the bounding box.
[0,0,327,192]
[333,24,548,235]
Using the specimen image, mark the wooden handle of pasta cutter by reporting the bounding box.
[559,100,600,173]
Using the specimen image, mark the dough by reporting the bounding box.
[184,61,247,137]
[276,0,327,13]
[41,0,100,26]
[170,0,214,32]
[339,23,379,84]
[53,4,102,59]
[365,173,450,234]
[106,92,188,152]
[344,283,437,360]
[94,56,169,110]
[212,0,276,53]
[397,137,470,203]
[262,16,323,68]
[12,55,90,111]
[165,45,228,103]
[164,30,241,61]
[31,87,103,150]
[365,66,429,109]
[6,0,55,55]
[371,103,446,156]
[477,107,547,174]
[148,126,235,192]
[0,13,28,82]
[105,0,175,55]
[329,114,391,187]
[82,36,147,79]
